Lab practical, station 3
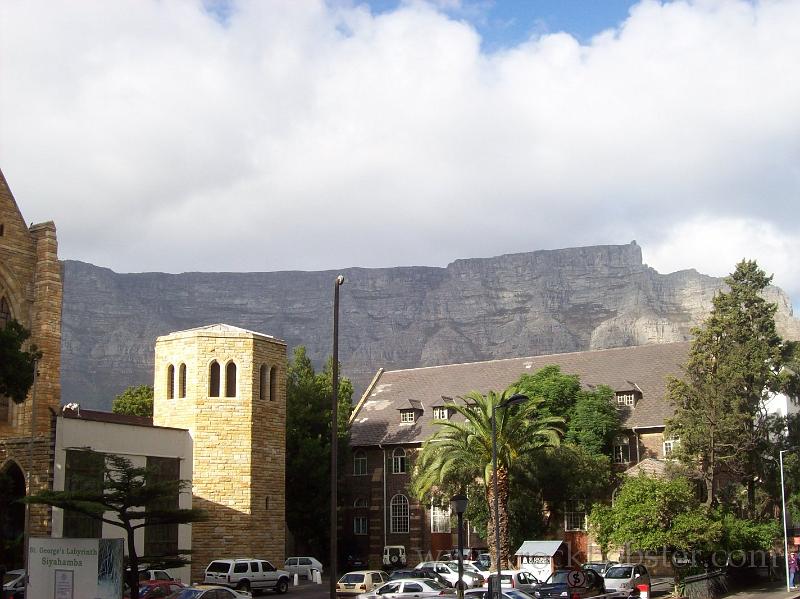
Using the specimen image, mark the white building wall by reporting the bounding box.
[53,415,193,582]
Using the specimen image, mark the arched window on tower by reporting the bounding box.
[0,296,11,329]
[178,363,186,398]
[225,361,237,397]
[259,365,268,401]
[167,365,175,399]
[269,366,277,401]
[209,361,220,397]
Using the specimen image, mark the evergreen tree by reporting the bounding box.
[667,260,799,511]
[0,320,41,403]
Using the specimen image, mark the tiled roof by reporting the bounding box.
[350,342,689,447]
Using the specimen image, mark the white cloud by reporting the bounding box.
[0,0,798,305]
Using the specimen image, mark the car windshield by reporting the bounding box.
[605,567,633,579]
[340,574,366,584]
[206,562,229,573]
[169,590,202,599]
[3,573,22,585]
[546,572,570,585]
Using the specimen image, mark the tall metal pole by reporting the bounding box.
[781,449,791,592]
[456,510,465,599]
[330,275,344,599]
[491,401,500,599]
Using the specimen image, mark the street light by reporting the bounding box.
[780,446,798,592]
[330,274,345,599]
[450,494,468,599]
[491,392,529,599]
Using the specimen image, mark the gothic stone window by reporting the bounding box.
[259,365,268,401]
[209,361,220,397]
[225,361,237,397]
[390,494,409,534]
[178,363,186,398]
[167,365,175,400]
[269,366,277,401]
[392,448,406,474]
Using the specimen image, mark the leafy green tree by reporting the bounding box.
[25,452,205,599]
[565,386,620,458]
[514,365,580,419]
[112,385,154,417]
[666,260,799,511]
[0,320,41,403]
[285,346,353,559]
[410,388,563,569]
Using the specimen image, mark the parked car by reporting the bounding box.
[356,578,454,599]
[388,569,451,588]
[2,569,25,599]
[415,562,483,588]
[336,571,391,597]
[602,564,651,596]
[283,557,323,579]
[166,585,251,599]
[582,562,617,576]
[465,561,490,573]
[465,589,534,599]
[204,559,290,594]
[130,581,185,599]
[139,570,176,582]
[383,546,407,568]
[531,569,605,598]
[476,554,491,570]
[485,570,539,593]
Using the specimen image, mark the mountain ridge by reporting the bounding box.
[61,242,800,409]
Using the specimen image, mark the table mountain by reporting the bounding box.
[61,241,800,409]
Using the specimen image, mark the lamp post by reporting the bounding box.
[780,447,798,592]
[450,494,468,599]
[330,274,345,599]
[491,393,529,599]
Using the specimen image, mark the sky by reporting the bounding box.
[1,0,799,310]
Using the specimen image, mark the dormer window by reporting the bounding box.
[432,406,451,420]
[400,410,416,424]
[616,392,638,407]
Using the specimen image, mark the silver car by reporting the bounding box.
[603,564,651,596]
[358,579,454,599]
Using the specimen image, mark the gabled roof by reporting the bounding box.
[623,457,668,478]
[350,342,689,447]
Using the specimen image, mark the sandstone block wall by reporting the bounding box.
[153,326,286,582]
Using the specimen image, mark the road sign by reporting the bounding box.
[567,570,586,588]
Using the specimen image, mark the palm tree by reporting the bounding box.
[411,388,563,569]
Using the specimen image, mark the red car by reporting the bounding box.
[127,581,186,599]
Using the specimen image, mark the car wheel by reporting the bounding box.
[237,580,251,593]
[276,578,289,594]
[390,555,399,564]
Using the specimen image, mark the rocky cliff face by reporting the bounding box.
[61,242,800,409]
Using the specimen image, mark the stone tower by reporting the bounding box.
[152,324,287,582]
[0,168,63,567]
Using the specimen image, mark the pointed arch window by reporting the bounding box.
[178,364,186,398]
[225,362,237,397]
[167,365,175,399]
[390,494,409,534]
[269,366,277,401]
[259,365,268,401]
[209,361,220,397]
[0,296,10,329]
[392,448,406,474]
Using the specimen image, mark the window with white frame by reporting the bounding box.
[431,504,451,533]
[353,451,367,476]
[400,410,416,423]
[613,436,631,464]
[390,494,410,534]
[432,407,451,420]
[354,516,368,535]
[392,448,407,474]
[564,500,586,531]
[663,436,680,458]
[616,392,636,407]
